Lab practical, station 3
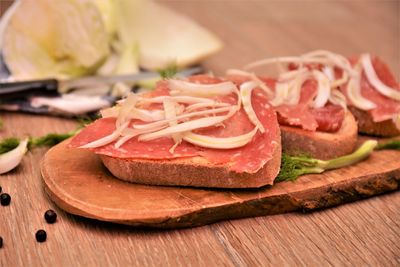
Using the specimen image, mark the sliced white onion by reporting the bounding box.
[312,70,331,108]
[329,89,348,111]
[79,121,129,148]
[138,108,237,141]
[243,56,331,71]
[101,106,165,122]
[114,124,166,148]
[346,67,377,110]
[116,93,138,128]
[361,53,400,101]
[393,113,400,131]
[301,50,355,75]
[163,99,182,145]
[322,66,335,81]
[240,81,265,132]
[0,138,28,174]
[168,79,237,97]
[226,69,274,98]
[285,70,310,105]
[270,82,289,107]
[183,127,258,149]
[133,106,234,130]
[138,95,215,105]
[278,68,308,82]
[185,102,230,112]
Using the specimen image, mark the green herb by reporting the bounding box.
[376,140,400,150]
[28,131,78,149]
[158,62,178,79]
[276,140,378,182]
[0,129,80,155]
[0,138,20,154]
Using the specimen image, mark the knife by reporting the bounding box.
[0,66,203,99]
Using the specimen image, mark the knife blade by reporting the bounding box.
[0,66,203,99]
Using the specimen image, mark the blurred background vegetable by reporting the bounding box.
[0,0,222,81]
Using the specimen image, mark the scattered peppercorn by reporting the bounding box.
[0,236,3,248]
[35,230,47,243]
[44,210,57,224]
[0,193,11,206]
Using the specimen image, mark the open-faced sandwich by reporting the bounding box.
[227,50,399,158]
[69,75,281,188]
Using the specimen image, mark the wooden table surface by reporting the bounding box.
[1,1,399,266]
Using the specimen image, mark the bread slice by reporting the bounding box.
[100,139,281,189]
[280,112,358,160]
[348,107,400,137]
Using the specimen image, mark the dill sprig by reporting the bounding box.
[376,140,400,150]
[158,63,178,79]
[276,140,378,182]
[0,138,20,154]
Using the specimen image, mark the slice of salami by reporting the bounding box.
[69,76,279,174]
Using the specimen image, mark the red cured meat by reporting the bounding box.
[226,75,345,132]
[353,57,400,122]
[69,77,280,174]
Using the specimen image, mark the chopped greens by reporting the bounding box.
[376,140,400,150]
[0,130,80,155]
[28,131,78,149]
[158,63,178,79]
[0,138,20,154]
[276,140,378,182]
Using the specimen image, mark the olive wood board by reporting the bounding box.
[41,140,400,228]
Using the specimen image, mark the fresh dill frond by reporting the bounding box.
[76,114,100,128]
[158,63,178,79]
[376,140,400,150]
[275,154,323,182]
[275,140,378,183]
[28,130,79,149]
[0,138,20,154]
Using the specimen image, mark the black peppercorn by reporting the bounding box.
[0,236,3,248]
[0,193,11,206]
[35,230,47,243]
[44,210,57,224]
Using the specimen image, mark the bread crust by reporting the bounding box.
[100,136,281,189]
[348,106,400,137]
[281,112,358,160]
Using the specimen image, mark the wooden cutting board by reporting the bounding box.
[41,140,400,228]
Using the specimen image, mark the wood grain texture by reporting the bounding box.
[41,139,400,228]
[1,0,400,266]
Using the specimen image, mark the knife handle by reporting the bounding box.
[0,79,59,99]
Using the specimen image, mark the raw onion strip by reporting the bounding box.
[168,79,237,97]
[163,99,182,148]
[226,69,274,98]
[240,81,265,132]
[138,95,215,105]
[270,82,289,107]
[185,102,230,112]
[312,70,331,108]
[138,108,238,141]
[114,124,166,148]
[346,65,376,110]
[394,114,400,131]
[183,127,258,149]
[361,54,400,101]
[133,106,234,130]
[79,121,129,148]
[329,89,347,111]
